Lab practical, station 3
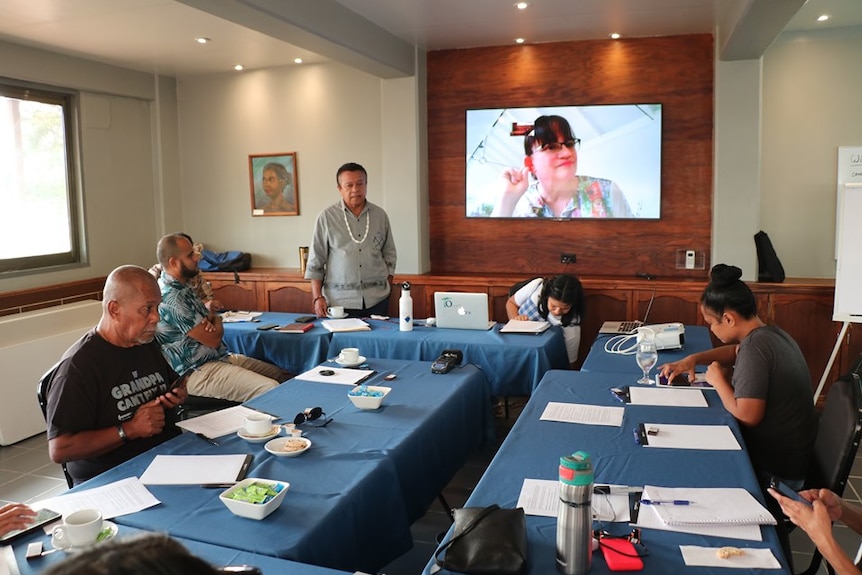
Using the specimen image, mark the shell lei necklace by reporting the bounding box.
[342,205,370,244]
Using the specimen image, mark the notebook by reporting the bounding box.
[434,292,496,330]
[499,319,551,334]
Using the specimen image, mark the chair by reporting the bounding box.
[36,362,74,489]
[796,372,862,575]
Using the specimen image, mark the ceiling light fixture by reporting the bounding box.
[294,58,303,64]
[609,33,621,39]
[515,2,528,9]
[195,37,210,44]
[515,38,526,44]
[234,64,244,71]
[817,14,830,22]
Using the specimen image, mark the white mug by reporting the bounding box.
[243,413,272,436]
[51,508,103,548]
[339,347,360,364]
[327,305,345,317]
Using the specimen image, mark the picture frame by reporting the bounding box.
[249,152,299,216]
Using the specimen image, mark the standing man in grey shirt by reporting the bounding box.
[306,162,397,318]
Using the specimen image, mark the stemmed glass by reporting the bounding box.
[635,338,659,384]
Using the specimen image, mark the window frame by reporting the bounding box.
[0,78,86,275]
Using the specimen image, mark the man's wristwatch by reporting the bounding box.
[117,423,129,443]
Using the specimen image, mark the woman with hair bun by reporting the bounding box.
[660,263,815,487]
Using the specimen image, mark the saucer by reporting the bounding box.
[53,521,118,551]
[237,425,281,443]
[335,355,366,368]
[327,312,349,319]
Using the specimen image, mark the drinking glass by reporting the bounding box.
[635,339,658,384]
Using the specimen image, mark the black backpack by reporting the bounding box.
[754,231,785,283]
[198,250,251,283]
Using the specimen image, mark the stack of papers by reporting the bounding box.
[176,405,272,438]
[295,366,375,386]
[320,318,371,332]
[637,423,741,450]
[220,311,263,322]
[499,320,550,334]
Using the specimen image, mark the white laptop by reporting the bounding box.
[433,292,496,331]
[598,295,654,335]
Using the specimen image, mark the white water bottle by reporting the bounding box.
[399,282,413,332]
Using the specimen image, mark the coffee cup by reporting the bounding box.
[338,347,360,364]
[327,305,345,317]
[51,508,103,549]
[243,413,272,436]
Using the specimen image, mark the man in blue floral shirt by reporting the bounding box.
[155,234,288,401]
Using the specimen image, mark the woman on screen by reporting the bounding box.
[490,115,634,218]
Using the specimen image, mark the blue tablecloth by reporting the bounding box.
[581,325,714,375]
[329,320,569,396]
[222,312,331,374]
[424,370,790,575]
[58,359,491,573]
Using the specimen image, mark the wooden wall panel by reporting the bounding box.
[427,35,714,278]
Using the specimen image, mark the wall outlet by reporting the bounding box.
[560,253,576,264]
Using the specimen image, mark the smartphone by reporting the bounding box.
[255,323,279,331]
[770,478,812,507]
[294,316,316,323]
[600,538,644,571]
[0,508,61,543]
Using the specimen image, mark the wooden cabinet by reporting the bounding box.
[208,278,259,311]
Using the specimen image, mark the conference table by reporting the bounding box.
[48,358,491,573]
[581,325,714,375]
[424,370,790,575]
[221,312,332,374]
[328,318,569,397]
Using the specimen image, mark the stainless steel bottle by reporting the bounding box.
[556,451,594,575]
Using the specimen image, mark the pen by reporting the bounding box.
[195,432,219,446]
[201,483,236,489]
[640,499,693,505]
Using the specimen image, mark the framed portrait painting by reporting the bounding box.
[249,152,299,216]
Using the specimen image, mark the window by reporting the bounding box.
[0,80,83,273]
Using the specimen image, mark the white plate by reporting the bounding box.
[335,355,366,368]
[237,425,282,443]
[54,521,118,551]
[327,313,349,319]
[264,436,312,458]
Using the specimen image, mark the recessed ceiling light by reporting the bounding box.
[817,14,830,22]
[515,2,528,9]
[195,37,210,44]
[609,33,621,39]
[294,58,303,64]
[515,38,526,44]
[234,64,244,71]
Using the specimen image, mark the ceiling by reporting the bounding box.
[0,0,860,78]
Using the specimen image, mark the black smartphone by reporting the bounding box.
[0,508,61,543]
[294,315,316,323]
[255,323,279,331]
[770,478,812,507]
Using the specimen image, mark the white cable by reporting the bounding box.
[603,326,657,356]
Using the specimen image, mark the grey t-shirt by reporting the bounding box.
[733,325,816,481]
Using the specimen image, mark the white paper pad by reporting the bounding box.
[1,546,15,575]
[499,320,550,334]
[176,405,270,438]
[139,454,250,485]
[680,546,781,568]
[629,387,708,407]
[295,366,375,386]
[36,477,160,520]
[516,479,632,522]
[220,311,262,322]
[320,318,371,332]
[642,485,775,526]
[633,500,763,541]
[540,401,624,427]
[642,423,741,450]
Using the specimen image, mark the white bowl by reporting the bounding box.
[264,436,312,458]
[347,385,391,410]
[219,478,289,520]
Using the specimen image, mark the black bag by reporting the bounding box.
[433,505,527,575]
[198,250,251,283]
[754,231,785,283]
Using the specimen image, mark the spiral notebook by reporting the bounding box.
[641,486,776,526]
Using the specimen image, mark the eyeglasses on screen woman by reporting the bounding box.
[539,138,581,153]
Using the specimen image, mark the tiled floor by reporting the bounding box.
[2,404,860,575]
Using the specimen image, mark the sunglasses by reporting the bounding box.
[294,407,332,427]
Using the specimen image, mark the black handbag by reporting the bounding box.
[433,505,527,575]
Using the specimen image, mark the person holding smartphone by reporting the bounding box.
[769,487,862,575]
[0,503,36,538]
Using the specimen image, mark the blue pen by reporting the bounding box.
[640,499,693,506]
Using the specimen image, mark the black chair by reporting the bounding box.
[36,362,74,488]
[795,372,862,575]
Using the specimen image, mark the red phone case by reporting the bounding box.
[600,538,644,571]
